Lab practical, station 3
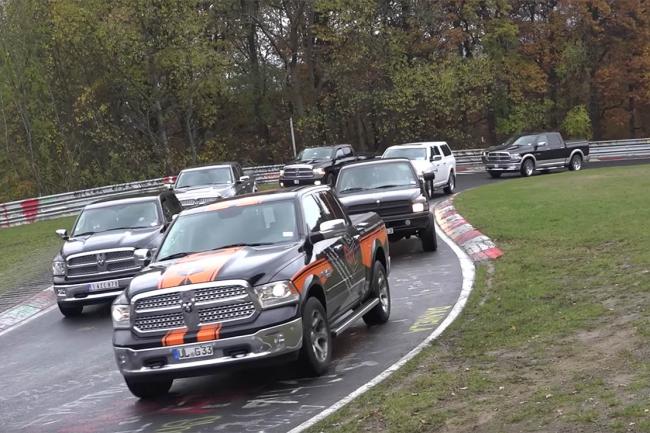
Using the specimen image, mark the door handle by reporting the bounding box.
[353,234,360,241]
[333,245,343,252]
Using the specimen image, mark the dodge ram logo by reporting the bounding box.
[181,298,195,313]
[96,253,106,270]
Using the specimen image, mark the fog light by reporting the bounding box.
[280,182,284,187]
[314,180,322,186]
[118,353,127,365]
[405,219,411,226]
[56,288,66,296]
[274,334,286,349]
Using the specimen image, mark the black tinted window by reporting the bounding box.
[302,195,332,232]
[549,133,563,149]
[536,135,549,146]
[431,146,441,156]
[441,144,452,156]
[318,191,346,220]
[335,148,345,159]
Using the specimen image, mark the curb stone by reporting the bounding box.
[434,198,503,262]
[0,287,55,332]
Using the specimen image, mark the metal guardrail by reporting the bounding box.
[2,138,650,227]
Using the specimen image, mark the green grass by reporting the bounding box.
[0,216,75,295]
[309,166,650,433]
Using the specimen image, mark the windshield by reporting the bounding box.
[336,162,418,193]
[176,167,233,188]
[297,147,333,161]
[504,134,538,146]
[73,201,160,236]
[382,147,427,160]
[157,200,299,260]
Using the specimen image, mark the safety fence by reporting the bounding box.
[2,138,650,227]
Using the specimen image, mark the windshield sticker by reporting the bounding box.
[283,231,294,237]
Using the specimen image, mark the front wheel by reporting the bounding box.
[488,171,502,179]
[363,261,391,325]
[443,172,456,195]
[569,154,583,171]
[124,377,173,399]
[58,302,83,317]
[299,297,332,376]
[420,214,438,252]
[520,158,535,177]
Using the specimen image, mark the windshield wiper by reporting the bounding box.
[210,242,274,251]
[158,251,194,262]
[72,231,95,237]
[374,184,412,189]
[339,187,368,193]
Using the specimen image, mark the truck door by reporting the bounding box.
[533,134,552,167]
[302,193,350,319]
[548,133,568,166]
[431,145,446,187]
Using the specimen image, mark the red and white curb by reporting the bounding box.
[0,287,56,337]
[435,198,503,262]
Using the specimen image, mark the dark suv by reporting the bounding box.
[52,190,182,317]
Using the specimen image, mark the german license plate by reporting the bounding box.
[89,279,120,292]
[172,344,214,361]
[293,179,299,185]
[386,227,394,234]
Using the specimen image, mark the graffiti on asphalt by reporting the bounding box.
[409,305,452,333]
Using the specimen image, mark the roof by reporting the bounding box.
[339,158,412,170]
[87,192,164,208]
[181,185,325,216]
[387,142,448,148]
[302,144,352,150]
[177,163,237,174]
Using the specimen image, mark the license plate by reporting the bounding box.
[172,344,214,361]
[293,179,299,185]
[89,279,120,292]
[386,227,394,234]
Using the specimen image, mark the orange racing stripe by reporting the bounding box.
[196,323,222,342]
[162,328,187,346]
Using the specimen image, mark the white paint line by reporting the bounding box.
[287,220,476,433]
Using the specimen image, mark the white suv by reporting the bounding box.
[382,142,456,194]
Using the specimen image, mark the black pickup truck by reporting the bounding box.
[112,186,391,398]
[279,144,370,187]
[482,132,590,178]
[336,159,437,252]
[52,191,182,317]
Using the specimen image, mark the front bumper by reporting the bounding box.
[114,318,303,377]
[54,276,133,305]
[279,176,324,187]
[483,161,521,172]
[383,211,431,235]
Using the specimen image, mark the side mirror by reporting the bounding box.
[134,248,151,267]
[536,141,547,148]
[309,218,347,243]
[431,155,442,162]
[423,170,436,181]
[239,175,250,182]
[56,229,69,240]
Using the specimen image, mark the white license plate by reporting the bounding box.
[293,179,299,185]
[89,279,120,292]
[386,227,394,234]
[172,344,214,361]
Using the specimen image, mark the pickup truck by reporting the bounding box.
[112,186,391,398]
[336,159,437,252]
[482,132,589,178]
[173,162,256,208]
[279,144,371,187]
[52,191,182,317]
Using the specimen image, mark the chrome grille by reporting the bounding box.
[486,152,511,161]
[195,285,247,302]
[131,282,257,333]
[134,312,185,331]
[283,167,313,178]
[135,293,182,311]
[181,199,197,207]
[198,301,256,323]
[347,200,412,218]
[66,248,139,279]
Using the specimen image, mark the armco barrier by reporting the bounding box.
[2,138,650,227]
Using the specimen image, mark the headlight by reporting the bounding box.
[52,260,66,276]
[412,202,426,213]
[111,296,131,328]
[510,153,522,161]
[279,169,285,176]
[312,168,326,176]
[253,281,299,309]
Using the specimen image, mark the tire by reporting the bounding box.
[124,376,173,399]
[324,173,335,186]
[298,297,332,376]
[420,214,438,252]
[443,172,456,195]
[520,158,535,177]
[363,261,391,326]
[58,302,83,317]
[569,154,583,171]
[488,171,502,179]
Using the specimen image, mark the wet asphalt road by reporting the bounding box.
[1,159,648,433]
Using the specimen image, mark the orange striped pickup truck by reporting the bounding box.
[112,186,391,399]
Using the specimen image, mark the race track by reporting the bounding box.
[1,160,647,433]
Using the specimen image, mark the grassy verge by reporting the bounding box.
[0,216,75,295]
[309,166,650,432]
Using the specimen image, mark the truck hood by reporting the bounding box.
[174,184,235,200]
[337,186,423,208]
[284,160,331,169]
[486,143,527,153]
[61,226,163,258]
[127,243,303,298]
